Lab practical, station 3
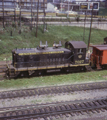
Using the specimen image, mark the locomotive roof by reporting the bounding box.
[13,47,71,55]
[66,41,87,49]
[91,45,107,51]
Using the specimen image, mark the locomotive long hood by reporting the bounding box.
[12,47,71,55]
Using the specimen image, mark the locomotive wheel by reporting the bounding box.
[81,67,86,71]
[20,71,29,78]
[37,70,46,76]
[38,71,42,75]
[64,67,73,73]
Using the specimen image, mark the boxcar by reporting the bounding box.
[90,45,107,69]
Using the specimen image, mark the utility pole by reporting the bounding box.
[36,0,39,37]
[43,0,46,33]
[14,0,16,24]
[88,5,94,50]
[67,0,69,17]
[19,0,21,34]
[31,0,33,30]
[2,0,4,28]
[68,0,69,11]
[83,10,87,41]
[61,0,62,12]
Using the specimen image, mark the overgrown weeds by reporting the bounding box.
[0,25,107,58]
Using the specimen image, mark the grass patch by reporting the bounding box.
[0,53,12,61]
[0,25,107,90]
[0,25,107,60]
[0,70,107,90]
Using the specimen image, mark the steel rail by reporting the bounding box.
[0,81,107,99]
[0,98,107,119]
[0,97,105,112]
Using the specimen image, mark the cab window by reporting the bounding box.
[78,49,83,53]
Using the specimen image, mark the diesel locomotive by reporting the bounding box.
[7,41,90,78]
[6,39,107,79]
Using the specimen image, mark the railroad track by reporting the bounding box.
[0,81,107,99]
[0,97,107,120]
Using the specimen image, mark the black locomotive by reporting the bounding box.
[7,41,89,78]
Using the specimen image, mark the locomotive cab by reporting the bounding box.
[65,41,87,64]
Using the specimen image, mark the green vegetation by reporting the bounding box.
[0,70,107,90]
[0,53,12,61]
[0,25,107,60]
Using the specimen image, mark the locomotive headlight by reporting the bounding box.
[78,55,82,59]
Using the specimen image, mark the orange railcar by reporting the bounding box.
[90,45,107,69]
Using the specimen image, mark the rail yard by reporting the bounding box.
[0,82,107,119]
[0,0,107,120]
[0,98,107,120]
[0,29,107,120]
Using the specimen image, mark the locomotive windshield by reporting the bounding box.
[78,49,83,54]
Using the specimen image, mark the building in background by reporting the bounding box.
[0,0,47,11]
[46,2,58,12]
[59,2,79,11]
[80,2,99,15]
[0,0,106,15]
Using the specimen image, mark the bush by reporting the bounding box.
[12,22,16,28]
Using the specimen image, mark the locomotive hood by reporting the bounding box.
[12,47,71,55]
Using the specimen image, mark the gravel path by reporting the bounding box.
[50,111,107,120]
